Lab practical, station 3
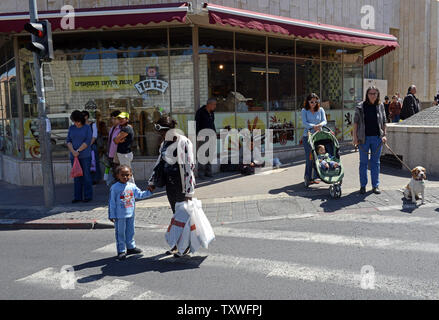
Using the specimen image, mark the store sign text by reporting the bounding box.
[134,79,168,95]
[71,76,140,91]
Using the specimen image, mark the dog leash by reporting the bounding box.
[382,143,413,173]
[356,141,412,173]
[357,141,383,157]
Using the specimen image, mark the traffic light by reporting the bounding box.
[24,20,54,62]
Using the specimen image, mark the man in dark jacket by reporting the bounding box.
[400,85,420,120]
[195,98,217,177]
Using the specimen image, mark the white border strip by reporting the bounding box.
[0,6,189,21]
[205,4,397,42]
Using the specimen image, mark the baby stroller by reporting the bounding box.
[305,126,344,198]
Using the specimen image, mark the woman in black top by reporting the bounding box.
[353,86,387,195]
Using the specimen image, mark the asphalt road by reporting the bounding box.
[1,204,439,302]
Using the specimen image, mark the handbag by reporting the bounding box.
[152,160,166,188]
[70,156,83,178]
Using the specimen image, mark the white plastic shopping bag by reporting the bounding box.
[189,198,215,249]
[165,201,190,251]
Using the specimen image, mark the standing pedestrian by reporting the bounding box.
[113,112,135,183]
[383,96,391,123]
[400,85,420,120]
[108,165,153,261]
[195,98,217,178]
[147,115,196,257]
[389,95,402,122]
[353,86,387,195]
[82,110,101,184]
[66,110,93,203]
[301,93,327,186]
[107,110,121,170]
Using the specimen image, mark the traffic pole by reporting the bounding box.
[29,0,55,207]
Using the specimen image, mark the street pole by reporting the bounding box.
[29,0,55,207]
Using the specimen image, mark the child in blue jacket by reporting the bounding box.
[109,165,153,261]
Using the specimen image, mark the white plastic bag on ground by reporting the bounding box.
[189,198,215,249]
[165,201,190,252]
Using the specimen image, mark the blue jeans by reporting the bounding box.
[303,136,317,180]
[115,217,136,253]
[70,157,93,201]
[359,136,383,188]
[392,115,400,123]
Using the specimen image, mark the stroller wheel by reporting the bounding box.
[335,184,342,198]
[329,185,336,198]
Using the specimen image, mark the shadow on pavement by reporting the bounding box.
[74,253,207,282]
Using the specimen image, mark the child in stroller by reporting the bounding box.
[316,145,339,171]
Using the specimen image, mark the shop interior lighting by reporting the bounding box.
[250,67,280,74]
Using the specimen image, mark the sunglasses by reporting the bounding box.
[154,124,170,131]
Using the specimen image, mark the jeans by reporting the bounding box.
[90,144,101,183]
[303,136,317,180]
[165,174,186,214]
[71,156,93,201]
[359,136,383,188]
[392,115,400,123]
[114,217,136,253]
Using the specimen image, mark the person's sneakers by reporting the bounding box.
[372,187,381,194]
[360,187,366,194]
[310,180,320,184]
[165,246,178,255]
[173,247,191,258]
[116,252,126,261]
[126,247,142,255]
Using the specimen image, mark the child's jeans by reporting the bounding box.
[320,160,337,170]
[115,217,136,253]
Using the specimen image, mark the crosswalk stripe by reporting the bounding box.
[211,227,439,254]
[82,279,132,299]
[292,212,439,226]
[16,267,62,284]
[91,243,439,299]
[141,225,439,254]
[15,266,182,300]
[133,290,175,300]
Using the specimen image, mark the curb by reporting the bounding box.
[0,219,114,230]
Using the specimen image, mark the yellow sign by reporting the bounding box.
[71,76,140,91]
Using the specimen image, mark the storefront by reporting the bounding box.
[0,2,398,185]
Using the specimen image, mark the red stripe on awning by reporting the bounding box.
[0,3,189,33]
[204,3,398,63]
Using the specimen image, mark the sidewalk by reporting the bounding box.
[2,145,439,229]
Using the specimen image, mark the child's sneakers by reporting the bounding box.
[116,252,126,261]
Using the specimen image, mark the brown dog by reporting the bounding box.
[403,166,427,204]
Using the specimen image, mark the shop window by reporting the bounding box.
[235,53,267,112]
[268,56,295,111]
[53,33,100,53]
[269,111,296,148]
[296,58,320,110]
[199,28,233,51]
[170,49,194,114]
[321,62,342,110]
[343,64,363,110]
[235,33,266,54]
[199,51,235,113]
[268,37,294,57]
[321,46,343,62]
[296,41,320,59]
[170,27,192,49]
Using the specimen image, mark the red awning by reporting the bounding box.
[203,3,398,64]
[0,2,190,34]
